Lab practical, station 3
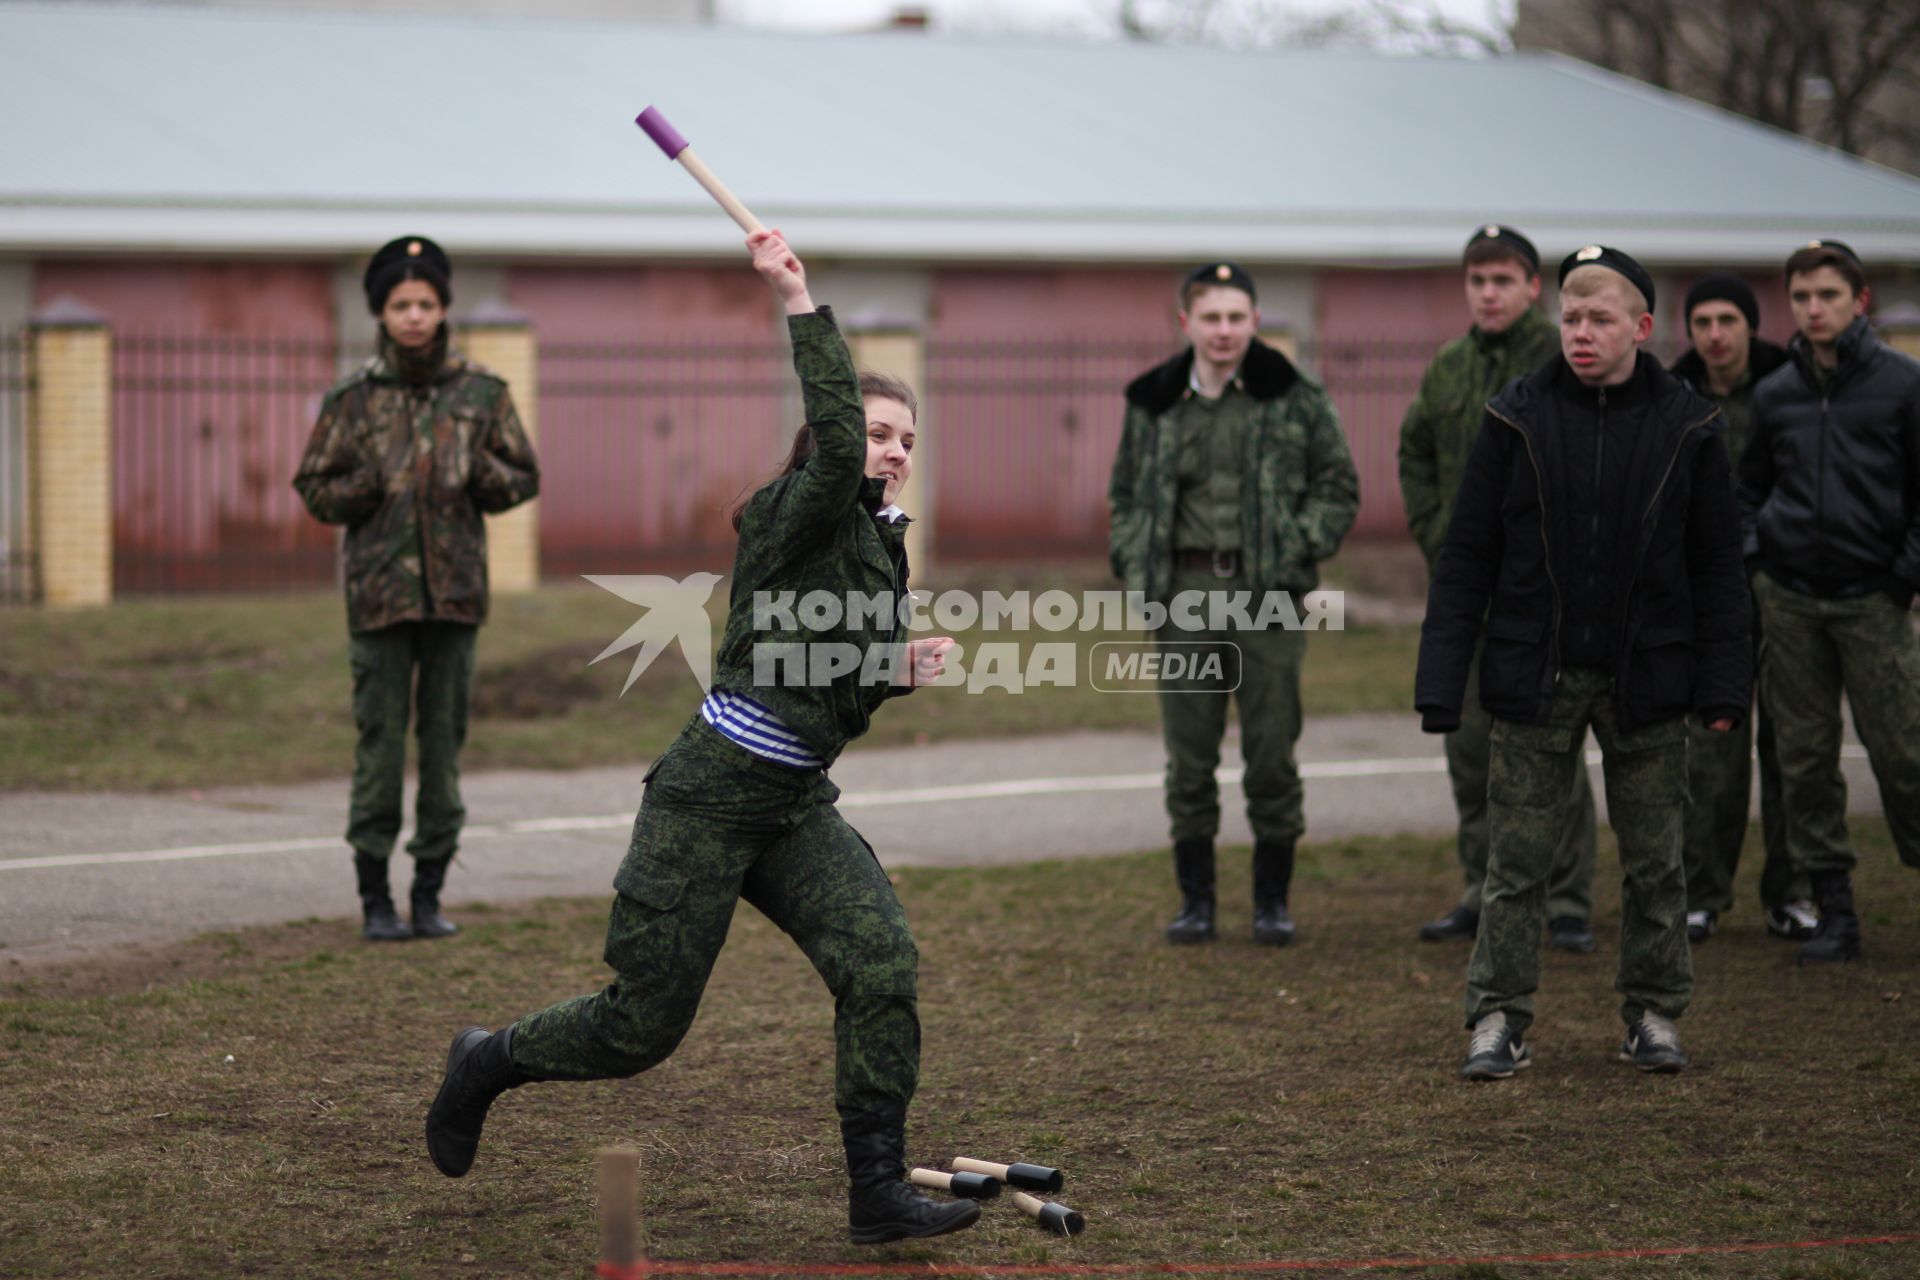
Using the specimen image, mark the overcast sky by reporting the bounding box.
[717,0,1509,45]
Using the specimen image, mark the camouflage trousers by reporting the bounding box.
[1447,643,1597,919]
[1753,573,1920,874]
[1684,599,1801,914]
[346,621,475,864]
[1154,566,1308,844]
[509,717,920,1116]
[1466,668,1692,1035]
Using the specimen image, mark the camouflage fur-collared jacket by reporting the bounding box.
[293,329,539,633]
[709,308,912,766]
[1108,337,1359,603]
[1398,307,1559,565]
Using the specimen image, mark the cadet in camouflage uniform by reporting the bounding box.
[1417,247,1750,1080]
[1400,226,1599,952]
[1667,273,1809,945]
[293,236,539,943]
[425,231,979,1248]
[1110,262,1359,947]
[1739,240,1920,965]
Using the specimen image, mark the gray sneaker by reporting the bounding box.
[1619,1012,1688,1073]
[1460,1011,1531,1081]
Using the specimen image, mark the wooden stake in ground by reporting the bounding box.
[597,1148,643,1278]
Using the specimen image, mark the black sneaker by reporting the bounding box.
[1548,916,1596,954]
[1460,1011,1531,1081]
[1685,909,1717,944]
[1765,900,1819,942]
[1419,905,1479,942]
[1618,1012,1688,1073]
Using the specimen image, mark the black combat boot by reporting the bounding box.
[1165,838,1216,944]
[410,856,459,939]
[425,1025,536,1177]
[1251,838,1296,946]
[355,853,413,942]
[1798,869,1862,964]
[841,1105,981,1245]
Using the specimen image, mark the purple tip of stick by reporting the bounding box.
[635,106,689,160]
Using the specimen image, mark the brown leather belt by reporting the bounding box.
[1175,549,1240,578]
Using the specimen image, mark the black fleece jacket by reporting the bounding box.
[1738,317,1920,607]
[1415,351,1750,734]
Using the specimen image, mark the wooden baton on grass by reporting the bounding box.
[596,1148,643,1279]
[909,1167,1002,1200]
[1012,1191,1086,1237]
[634,105,765,234]
[951,1156,1063,1192]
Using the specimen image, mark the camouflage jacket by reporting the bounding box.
[292,330,539,633]
[710,309,911,766]
[1397,307,1558,565]
[1669,337,1789,471]
[1109,338,1358,603]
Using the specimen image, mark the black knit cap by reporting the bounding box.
[1684,273,1759,329]
[364,235,452,315]
[1182,261,1256,304]
[1463,223,1539,274]
[1558,244,1656,312]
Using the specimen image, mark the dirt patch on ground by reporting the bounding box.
[471,641,615,719]
[2,917,365,1001]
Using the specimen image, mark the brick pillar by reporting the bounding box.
[846,322,931,574]
[459,300,540,594]
[1259,327,1299,361]
[28,297,112,607]
[1877,305,1920,361]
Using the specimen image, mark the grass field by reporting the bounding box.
[2,823,1916,1278]
[0,567,1420,793]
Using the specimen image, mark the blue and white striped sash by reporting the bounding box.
[699,688,825,769]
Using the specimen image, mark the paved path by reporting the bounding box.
[0,714,1880,969]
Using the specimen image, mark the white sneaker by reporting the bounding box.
[1685,909,1717,943]
[1766,900,1820,941]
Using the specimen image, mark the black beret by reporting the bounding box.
[1789,241,1866,278]
[1463,223,1540,273]
[1182,261,1256,304]
[1791,238,1864,269]
[1684,273,1759,329]
[365,235,452,315]
[1558,245,1656,313]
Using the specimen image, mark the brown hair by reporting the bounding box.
[1784,244,1868,296]
[1463,239,1538,279]
[729,370,919,531]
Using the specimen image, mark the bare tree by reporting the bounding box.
[1514,0,1920,172]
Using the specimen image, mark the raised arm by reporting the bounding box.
[744,230,867,542]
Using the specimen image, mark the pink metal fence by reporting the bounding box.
[112,334,351,595]
[925,338,1430,559]
[0,330,32,604]
[536,341,791,578]
[104,334,1439,594]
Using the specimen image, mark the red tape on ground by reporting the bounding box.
[602,1232,1920,1276]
